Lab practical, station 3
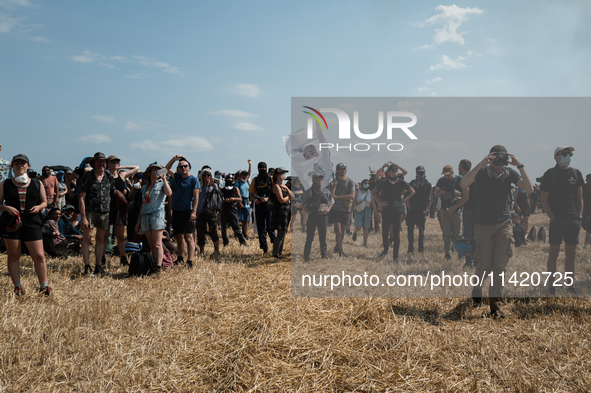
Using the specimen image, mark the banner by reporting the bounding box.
[283,119,333,189]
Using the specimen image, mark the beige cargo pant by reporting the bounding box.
[474,218,514,306]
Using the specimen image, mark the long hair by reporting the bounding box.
[272,171,283,186]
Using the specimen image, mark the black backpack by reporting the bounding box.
[128,251,156,277]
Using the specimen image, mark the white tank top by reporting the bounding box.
[357,189,371,203]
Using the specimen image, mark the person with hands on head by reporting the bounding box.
[165,154,200,268]
[270,167,294,258]
[301,173,334,261]
[135,164,172,274]
[540,146,585,296]
[105,155,139,266]
[372,163,415,262]
[328,163,355,256]
[79,152,116,277]
[0,154,51,296]
[460,145,533,318]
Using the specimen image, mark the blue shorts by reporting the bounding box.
[549,217,581,246]
[141,210,166,233]
[238,206,250,222]
[354,207,372,229]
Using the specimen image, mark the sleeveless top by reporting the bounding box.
[114,175,127,194]
[4,179,42,213]
[356,189,371,204]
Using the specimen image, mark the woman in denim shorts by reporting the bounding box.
[136,164,172,273]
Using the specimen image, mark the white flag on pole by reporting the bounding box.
[283,119,333,189]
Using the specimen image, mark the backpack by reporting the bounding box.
[202,184,223,216]
[128,251,156,277]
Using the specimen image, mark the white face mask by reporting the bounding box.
[134,182,141,189]
[14,173,29,184]
[281,173,287,180]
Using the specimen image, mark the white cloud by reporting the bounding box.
[415,43,437,50]
[234,122,263,131]
[79,133,112,144]
[0,12,19,33]
[429,54,468,71]
[423,5,483,45]
[417,86,430,92]
[124,121,167,131]
[30,35,50,43]
[231,84,261,98]
[92,114,116,123]
[426,77,442,85]
[210,109,258,118]
[0,0,31,6]
[71,50,184,76]
[130,136,213,152]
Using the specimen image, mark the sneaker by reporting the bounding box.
[244,235,249,241]
[149,265,162,276]
[39,286,53,297]
[378,249,389,258]
[223,241,229,247]
[567,286,578,296]
[174,257,185,265]
[471,288,482,307]
[83,265,94,276]
[212,251,221,258]
[352,232,357,241]
[490,309,506,319]
[444,253,452,260]
[186,260,194,268]
[94,266,109,277]
[14,286,25,297]
[120,255,129,266]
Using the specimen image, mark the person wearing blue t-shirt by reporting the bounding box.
[461,145,533,319]
[165,155,200,267]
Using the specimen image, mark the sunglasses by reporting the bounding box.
[178,165,189,169]
[560,151,573,157]
[202,173,211,177]
[110,160,121,164]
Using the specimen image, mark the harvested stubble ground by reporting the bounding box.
[1,212,591,392]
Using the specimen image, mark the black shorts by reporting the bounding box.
[172,210,195,235]
[549,218,581,246]
[328,209,349,225]
[0,213,43,242]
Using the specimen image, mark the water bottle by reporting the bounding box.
[156,168,168,177]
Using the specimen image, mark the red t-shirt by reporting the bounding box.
[43,175,58,203]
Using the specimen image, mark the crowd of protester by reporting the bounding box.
[1,145,590,319]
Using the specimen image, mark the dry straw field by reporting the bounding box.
[1,212,590,392]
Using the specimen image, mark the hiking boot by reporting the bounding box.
[120,255,129,266]
[471,288,482,307]
[352,232,357,241]
[174,257,185,265]
[14,286,25,297]
[490,309,506,319]
[39,286,53,297]
[223,241,229,247]
[83,265,94,276]
[94,266,109,277]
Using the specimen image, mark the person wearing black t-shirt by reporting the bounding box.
[540,146,585,295]
[450,159,476,267]
[406,166,431,253]
[220,175,247,247]
[461,145,532,319]
[434,165,463,260]
[372,164,415,261]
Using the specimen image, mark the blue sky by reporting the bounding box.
[1,0,590,179]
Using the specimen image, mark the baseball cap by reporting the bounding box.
[11,154,30,165]
[275,167,289,174]
[63,205,75,211]
[416,165,426,174]
[312,173,324,181]
[489,145,507,153]
[442,165,453,175]
[336,163,346,170]
[554,146,575,156]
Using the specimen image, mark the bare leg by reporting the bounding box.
[184,233,195,261]
[24,240,48,285]
[115,224,126,257]
[334,223,343,251]
[95,228,108,267]
[175,234,186,259]
[565,243,576,278]
[82,227,94,266]
[363,227,369,245]
[146,230,164,267]
[547,244,560,284]
[5,239,22,286]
